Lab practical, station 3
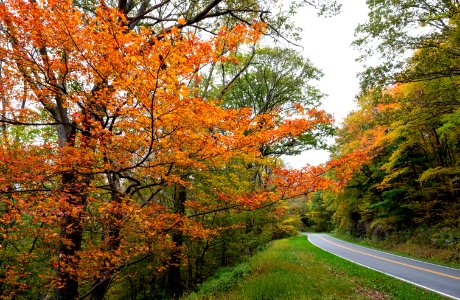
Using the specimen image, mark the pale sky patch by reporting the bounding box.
[283,0,370,168]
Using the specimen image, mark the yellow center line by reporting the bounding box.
[318,236,460,281]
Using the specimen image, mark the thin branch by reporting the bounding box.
[127,0,172,29]
[0,118,85,132]
[219,45,256,97]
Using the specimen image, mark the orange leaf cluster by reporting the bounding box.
[0,0,334,297]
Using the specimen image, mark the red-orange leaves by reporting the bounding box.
[0,0,270,296]
[0,0,332,297]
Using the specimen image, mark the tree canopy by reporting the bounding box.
[0,0,347,299]
[313,0,460,254]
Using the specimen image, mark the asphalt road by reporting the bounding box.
[305,233,460,300]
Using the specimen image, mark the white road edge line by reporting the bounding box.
[324,234,460,272]
[306,234,460,300]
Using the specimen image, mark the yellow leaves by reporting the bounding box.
[418,167,459,184]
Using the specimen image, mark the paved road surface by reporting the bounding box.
[305,233,460,300]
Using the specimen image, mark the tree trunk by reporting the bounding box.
[167,184,186,296]
[54,117,86,300]
[55,172,85,300]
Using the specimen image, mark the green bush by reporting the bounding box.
[186,263,251,299]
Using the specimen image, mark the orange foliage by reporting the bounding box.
[0,0,338,297]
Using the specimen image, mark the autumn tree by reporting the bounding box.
[330,76,460,241]
[0,1,267,298]
[147,20,339,297]
[313,0,459,248]
[149,45,332,296]
[0,1,344,299]
[216,47,334,156]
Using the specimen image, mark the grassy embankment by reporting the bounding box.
[185,236,444,300]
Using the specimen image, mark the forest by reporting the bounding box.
[306,0,460,263]
[0,0,459,299]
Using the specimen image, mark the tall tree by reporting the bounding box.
[220,47,334,156]
[0,1,265,298]
[0,1,343,298]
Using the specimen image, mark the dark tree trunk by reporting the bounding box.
[55,172,85,300]
[167,184,186,296]
[54,118,86,300]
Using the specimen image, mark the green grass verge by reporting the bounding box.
[332,232,460,269]
[185,236,445,300]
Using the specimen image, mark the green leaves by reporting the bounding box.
[354,0,460,87]
[216,47,333,156]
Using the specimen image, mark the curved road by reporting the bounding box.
[305,233,460,300]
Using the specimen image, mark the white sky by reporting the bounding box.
[282,0,370,168]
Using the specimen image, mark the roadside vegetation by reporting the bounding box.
[333,231,460,269]
[302,0,460,267]
[185,236,443,300]
[2,0,459,298]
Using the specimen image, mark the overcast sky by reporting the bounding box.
[283,0,370,168]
